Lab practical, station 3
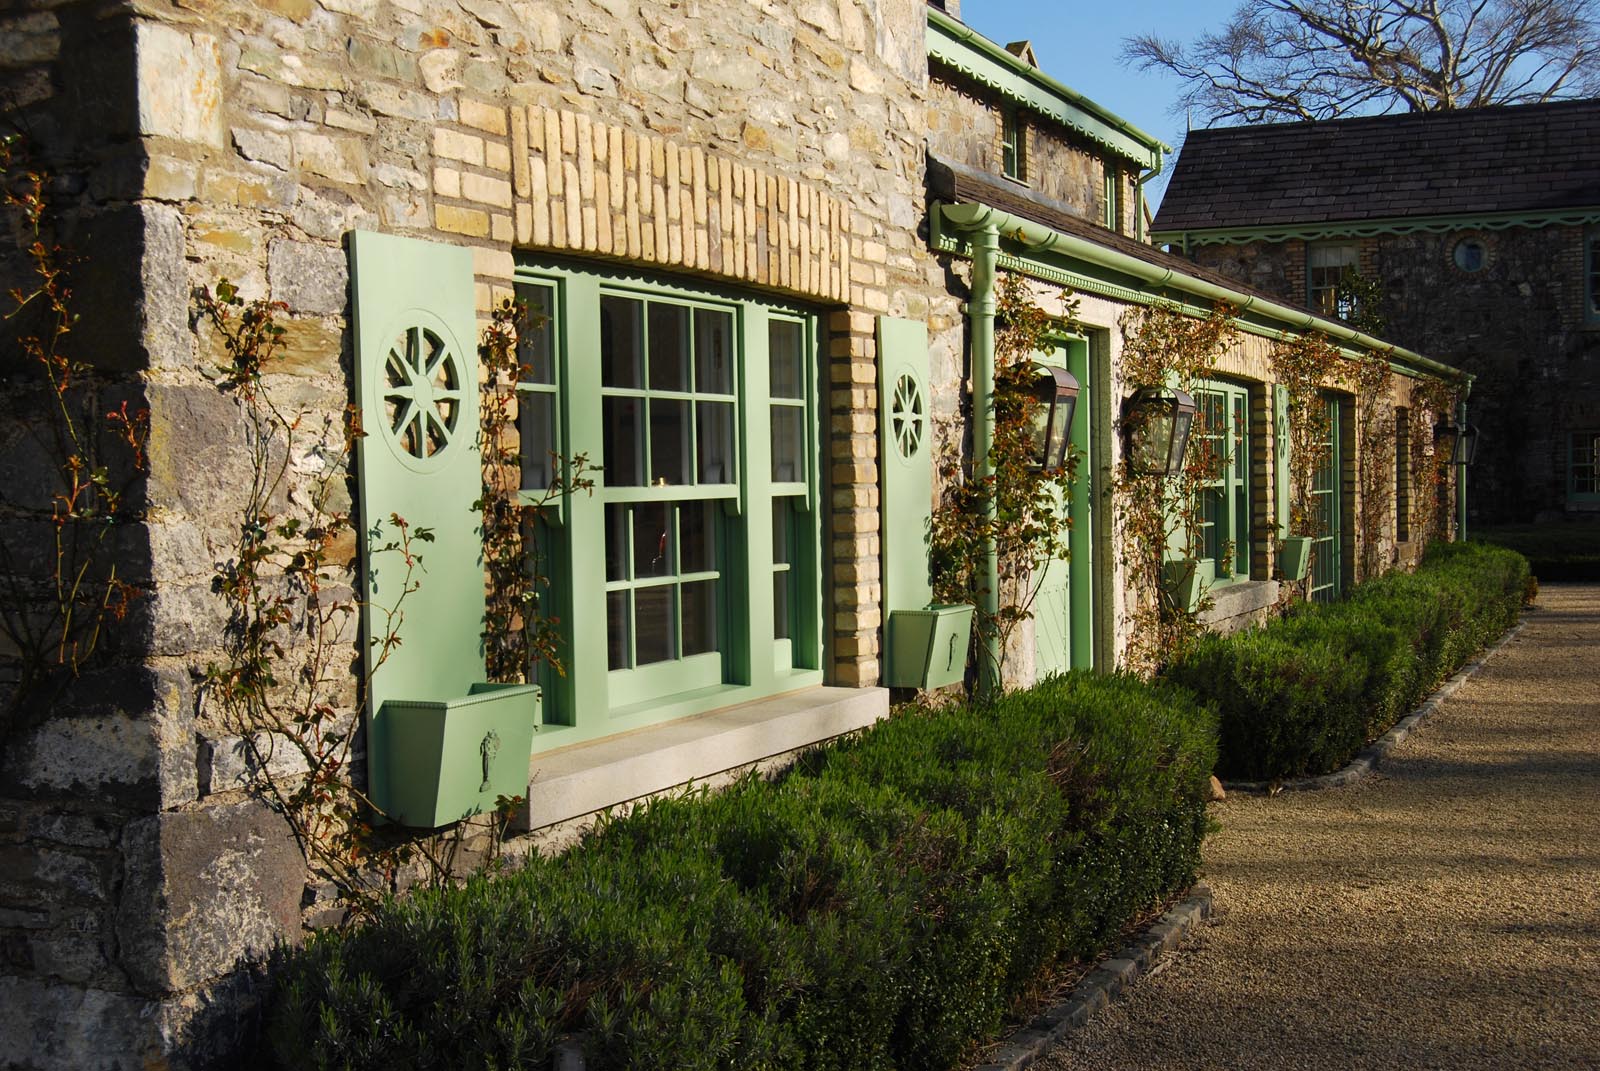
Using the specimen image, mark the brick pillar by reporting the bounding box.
[827,310,881,687]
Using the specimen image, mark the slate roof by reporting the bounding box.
[1152,98,1600,234]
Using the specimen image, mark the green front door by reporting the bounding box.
[1034,338,1094,677]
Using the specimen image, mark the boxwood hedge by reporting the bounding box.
[266,673,1216,1071]
[1168,541,1528,782]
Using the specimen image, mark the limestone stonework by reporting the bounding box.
[0,0,933,1066]
[1191,225,1600,524]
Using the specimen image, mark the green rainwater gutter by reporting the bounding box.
[969,223,1002,701]
[939,202,1473,387]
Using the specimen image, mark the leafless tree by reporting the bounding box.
[1125,0,1600,124]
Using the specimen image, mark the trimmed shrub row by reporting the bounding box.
[1474,524,1600,582]
[267,673,1217,1071]
[1169,540,1529,782]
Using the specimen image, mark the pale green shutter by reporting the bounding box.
[877,316,933,615]
[351,231,534,824]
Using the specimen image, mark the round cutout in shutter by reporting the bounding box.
[890,372,926,462]
[379,314,467,472]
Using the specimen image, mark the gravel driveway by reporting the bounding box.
[1040,584,1600,1071]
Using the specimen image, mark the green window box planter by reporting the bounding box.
[886,604,975,689]
[1162,558,1215,614]
[375,683,540,828]
[1278,535,1313,581]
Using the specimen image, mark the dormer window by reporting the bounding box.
[1002,109,1026,182]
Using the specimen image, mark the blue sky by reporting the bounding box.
[957,1,1236,208]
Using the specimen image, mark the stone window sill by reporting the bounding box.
[1199,579,1280,630]
[515,685,889,832]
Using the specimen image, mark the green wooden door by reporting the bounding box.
[1033,338,1094,677]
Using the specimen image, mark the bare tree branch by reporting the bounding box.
[1122,0,1600,125]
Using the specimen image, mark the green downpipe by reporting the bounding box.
[969,223,1002,700]
[1456,394,1470,542]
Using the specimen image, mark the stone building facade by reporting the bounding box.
[0,2,1465,1067]
[1151,101,1600,525]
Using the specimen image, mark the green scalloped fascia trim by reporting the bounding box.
[927,9,1165,172]
[932,228,1430,371]
[1154,206,1600,248]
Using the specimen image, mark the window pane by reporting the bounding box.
[633,588,676,665]
[632,502,672,578]
[650,398,691,485]
[772,499,791,565]
[604,504,627,582]
[773,572,791,641]
[682,580,718,656]
[1232,395,1247,480]
[606,591,630,670]
[771,405,805,483]
[518,282,555,384]
[769,319,805,399]
[680,501,717,574]
[519,390,555,490]
[697,401,734,484]
[602,396,643,486]
[648,302,691,392]
[695,308,734,395]
[601,295,642,388]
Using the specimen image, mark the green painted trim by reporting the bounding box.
[1063,337,1095,671]
[1088,332,1115,671]
[1154,206,1600,248]
[927,8,1165,170]
[935,201,1471,386]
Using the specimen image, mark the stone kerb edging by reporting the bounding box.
[973,886,1214,1071]
[1223,621,1528,795]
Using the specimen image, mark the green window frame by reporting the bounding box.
[1001,108,1026,182]
[514,264,823,748]
[1586,227,1600,327]
[1569,430,1600,505]
[1193,380,1253,582]
[1103,164,1121,231]
[1395,407,1412,542]
[1307,241,1358,318]
[1310,393,1343,604]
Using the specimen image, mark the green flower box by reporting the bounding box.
[375,683,540,828]
[886,604,975,689]
[1162,558,1215,614]
[1278,536,1313,581]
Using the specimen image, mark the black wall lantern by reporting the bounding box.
[1435,421,1481,466]
[1027,364,1079,470]
[1124,387,1197,476]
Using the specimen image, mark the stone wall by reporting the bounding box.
[926,70,1126,235]
[0,0,939,1066]
[1191,225,1600,523]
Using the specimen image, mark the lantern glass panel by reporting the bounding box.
[1049,394,1076,469]
[1135,405,1174,474]
[1027,395,1053,468]
[1167,408,1195,475]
